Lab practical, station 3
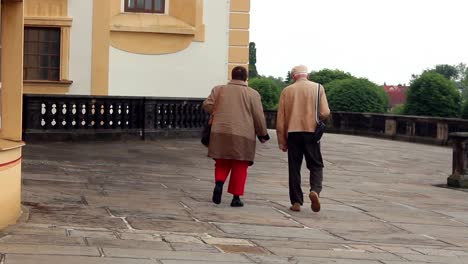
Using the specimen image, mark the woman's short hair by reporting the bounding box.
[232,66,248,81]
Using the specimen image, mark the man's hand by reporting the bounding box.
[260,138,268,144]
[279,144,288,152]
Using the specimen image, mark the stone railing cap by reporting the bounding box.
[449,132,468,139]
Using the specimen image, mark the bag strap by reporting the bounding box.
[315,84,321,124]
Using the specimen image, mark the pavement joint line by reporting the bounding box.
[105,207,135,230]
[213,245,225,253]
[179,202,191,210]
[270,206,312,229]
[332,248,365,253]
[121,217,135,230]
[98,247,106,257]
[83,237,90,246]
[160,183,168,189]
[271,206,292,218]
[449,218,468,226]
[191,217,201,223]
[393,202,419,210]
[421,234,437,240]
[113,231,122,239]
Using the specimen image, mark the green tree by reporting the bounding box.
[326,78,388,113]
[285,71,292,84]
[248,42,258,78]
[309,69,354,86]
[405,72,461,117]
[249,77,282,110]
[413,64,461,82]
[456,63,468,100]
[431,64,459,80]
[462,101,468,119]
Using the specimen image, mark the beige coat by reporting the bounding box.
[276,78,331,149]
[203,80,268,164]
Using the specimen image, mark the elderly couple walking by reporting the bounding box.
[203,65,330,212]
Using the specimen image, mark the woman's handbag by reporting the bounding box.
[313,84,326,143]
[201,120,212,146]
[201,88,222,146]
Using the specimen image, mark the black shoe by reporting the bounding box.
[212,182,223,204]
[230,197,244,207]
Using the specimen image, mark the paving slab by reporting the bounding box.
[1,133,464,263]
[4,255,154,264]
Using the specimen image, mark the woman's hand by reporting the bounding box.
[258,134,270,144]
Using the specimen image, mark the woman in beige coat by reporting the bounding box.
[203,66,269,207]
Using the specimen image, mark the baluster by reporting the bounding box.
[77,101,84,129]
[87,102,95,129]
[115,102,123,128]
[66,101,74,130]
[155,104,162,129]
[160,104,166,129]
[106,102,114,129]
[124,103,131,128]
[50,102,58,129]
[40,102,48,129]
[96,102,105,128]
[73,103,78,128]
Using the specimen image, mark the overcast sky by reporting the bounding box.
[250,0,468,85]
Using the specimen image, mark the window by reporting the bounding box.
[125,0,165,14]
[24,27,61,81]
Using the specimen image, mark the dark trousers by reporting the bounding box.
[287,132,324,205]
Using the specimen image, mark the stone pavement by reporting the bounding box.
[1,132,468,263]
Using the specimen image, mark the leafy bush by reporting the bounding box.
[461,101,468,119]
[327,78,388,113]
[405,72,461,117]
[249,77,283,110]
[309,69,354,86]
[391,104,406,115]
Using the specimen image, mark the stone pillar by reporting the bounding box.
[437,122,449,143]
[385,119,396,136]
[447,133,468,188]
[0,0,25,230]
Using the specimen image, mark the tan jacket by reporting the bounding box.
[276,78,331,149]
[203,80,268,164]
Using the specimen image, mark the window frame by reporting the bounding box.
[124,0,166,14]
[23,27,61,82]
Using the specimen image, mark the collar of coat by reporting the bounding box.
[228,80,248,86]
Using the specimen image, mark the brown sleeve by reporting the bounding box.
[251,92,268,137]
[319,87,331,120]
[276,92,287,148]
[203,87,217,114]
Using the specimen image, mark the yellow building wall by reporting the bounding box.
[23,0,72,94]
[0,146,23,230]
[0,0,25,231]
[228,0,250,79]
[93,0,207,96]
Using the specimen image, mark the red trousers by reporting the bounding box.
[214,159,249,196]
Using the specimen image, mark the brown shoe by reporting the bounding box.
[309,191,321,212]
[289,203,301,212]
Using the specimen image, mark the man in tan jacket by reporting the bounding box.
[277,65,330,213]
